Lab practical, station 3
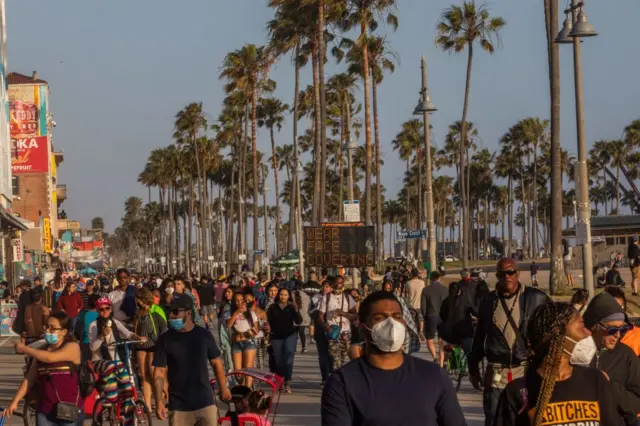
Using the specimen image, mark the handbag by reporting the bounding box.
[47,370,81,422]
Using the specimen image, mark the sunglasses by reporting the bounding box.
[170,308,187,316]
[599,323,631,336]
[496,270,518,278]
[44,326,64,332]
[99,307,112,312]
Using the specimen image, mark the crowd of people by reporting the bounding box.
[2,257,640,426]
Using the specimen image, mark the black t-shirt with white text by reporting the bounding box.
[495,366,621,426]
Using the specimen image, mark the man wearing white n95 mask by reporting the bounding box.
[321,291,465,426]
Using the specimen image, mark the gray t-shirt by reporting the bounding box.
[421,281,449,318]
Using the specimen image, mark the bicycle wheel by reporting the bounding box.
[92,398,115,426]
[132,400,153,426]
[22,400,36,426]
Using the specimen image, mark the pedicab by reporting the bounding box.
[216,368,284,426]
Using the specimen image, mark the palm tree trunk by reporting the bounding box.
[188,179,195,274]
[459,45,474,267]
[311,40,321,225]
[269,127,281,257]
[405,159,410,256]
[547,0,565,294]
[533,144,538,257]
[339,103,345,221]
[508,174,513,257]
[616,165,621,214]
[251,89,260,270]
[168,185,174,274]
[501,207,505,249]
[289,47,301,251]
[228,167,236,266]
[484,196,489,260]
[318,0,327,224]
[361,18,373,227]
[371,76,384,268]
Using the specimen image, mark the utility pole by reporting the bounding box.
[262,165,271,279]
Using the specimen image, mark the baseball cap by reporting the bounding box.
[96,297,112,309]
[170,294,194,311]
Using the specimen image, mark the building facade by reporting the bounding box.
[8,71,65,270]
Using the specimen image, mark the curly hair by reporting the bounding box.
[526,302,576,426]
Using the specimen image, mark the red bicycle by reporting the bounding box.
[91,341,152,426]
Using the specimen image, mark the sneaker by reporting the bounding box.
[320,381,325,389]
[301,348,307,354]
[285,383,292,393]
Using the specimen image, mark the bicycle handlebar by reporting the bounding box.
[107,340,145,347]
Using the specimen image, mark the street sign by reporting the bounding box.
[576,222,590,245]
[254,250,265,255]
[344,200,361,223]
[304,225,375,267]
[396,230,426,240]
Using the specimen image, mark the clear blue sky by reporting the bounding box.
[5,0,639,234]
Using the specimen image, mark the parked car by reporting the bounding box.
[443,255,459,262]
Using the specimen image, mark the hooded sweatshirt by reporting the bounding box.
[584,292,640,425]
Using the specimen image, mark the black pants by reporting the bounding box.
[297,326,307,349]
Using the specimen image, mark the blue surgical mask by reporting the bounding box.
[168,318,185,331]
[44,333,59,345]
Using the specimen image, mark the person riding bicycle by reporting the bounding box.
[88,297,143,363]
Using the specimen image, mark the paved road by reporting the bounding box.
[0,336,483,426]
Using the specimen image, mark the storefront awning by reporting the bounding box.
[0,208,28,231]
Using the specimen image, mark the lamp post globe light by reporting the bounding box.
[413,55,437,275]
[555,0,597,299]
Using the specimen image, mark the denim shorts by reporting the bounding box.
[232,340,256,354]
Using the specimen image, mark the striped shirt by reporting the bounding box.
[135,312,167,349]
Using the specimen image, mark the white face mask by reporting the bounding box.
[367,317,406,353]
[156,278,162,288]
[166,287,175,295]
[564,336,597,366]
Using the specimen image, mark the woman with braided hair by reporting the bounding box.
[495,302,619,426]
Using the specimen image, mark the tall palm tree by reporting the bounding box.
[605,139,632,215]
[174,102,209,273]
[436,1,505,266]
[341,0,398,226]
[257,97,289,257]
[220,44,275,268]
[344,35,397,266]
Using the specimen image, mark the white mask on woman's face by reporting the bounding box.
[366,317,406,353]
[165,287,175,295]
[564,336,597,366]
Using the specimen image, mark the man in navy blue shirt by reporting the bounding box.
[321,291,466,426]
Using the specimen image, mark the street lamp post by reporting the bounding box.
[556,0,597,298]
[413,56,438,274]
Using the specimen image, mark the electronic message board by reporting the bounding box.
[304,225,375,267]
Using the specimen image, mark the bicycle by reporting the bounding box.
[91,341,152,426]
